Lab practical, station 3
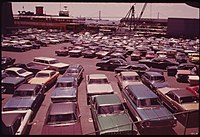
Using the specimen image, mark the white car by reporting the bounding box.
[115,71,143,90]
[5,67,34,81]
[86,74,114,105]
[2,109,33,135]
[32,56,69,74]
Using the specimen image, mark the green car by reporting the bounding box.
[90,94,138,135]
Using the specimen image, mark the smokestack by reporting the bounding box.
[36,6,43,15]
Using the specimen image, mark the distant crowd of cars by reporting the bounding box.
[1,28,199,135]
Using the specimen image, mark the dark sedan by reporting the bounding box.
[3,84,44,111]
[141,71,169,92]
[2,56,16,69]
[82,49,96,58]
[96,58,128,71]
[1,76,27,94]
[139,57,179,69]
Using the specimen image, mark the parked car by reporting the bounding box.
[96,58,128,71]
[51,76,78,103]
[156,87,199,113]
[175,52,187,63]
[141,71,169,92]
[2,109,33,135]
[81,49,96,58]
[145,51,155,59]
[12,62,50,75]
[188,75,199,86]
[188,53,199,64]
[63,64,84,85]
[41,102,82,135]
[55,46,69,56]
[175,69,193,83]
[2,56,16,69]
[114,63,164,76]
[186,85,199,97]
[5,67,34,81]
[86,74,114,105]
[68,46,83,57]
[139,57,179,69]
[3,84,44,111]
[131,50,141,61]
[28,70,59,91]
[32,56,69,74]
[122,84,177,129]
[90,94,138,135]
[95,50,110,59]
[115,71,142,90]
[1,76,26,94]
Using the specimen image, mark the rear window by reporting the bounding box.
[47,113,76,124]
[98,104,124,114]
[14,90,33,97]
[89,78,109,84]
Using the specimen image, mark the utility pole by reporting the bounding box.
[99,10,101,20]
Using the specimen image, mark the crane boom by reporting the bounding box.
[138,3,147,21]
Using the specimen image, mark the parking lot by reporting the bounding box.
[1,40,199,135]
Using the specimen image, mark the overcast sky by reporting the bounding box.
[12,2,199,20]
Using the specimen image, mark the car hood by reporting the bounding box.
[137,106,174,121]
[181,103,199,111]
[28,77,49,85]
[20,72,33,77]
[51,87,77,97]
[3,97,35,110]
[97,113,137,134]
[42,122,82,135]
[87,84,113,94]
[50,63,69,68]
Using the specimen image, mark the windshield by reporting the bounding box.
[89,78,109,84]
[47,113,77,124]
[14,90,33,97]
[152,76,165,82]
[66,69,78,74]
[36,73,49,77]
[123,76,140,81]
[56,82,74,88]
[180,96,198,104]
[98,104,124,114]
[17,69,26,74]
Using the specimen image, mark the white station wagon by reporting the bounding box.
[32,56,69,74]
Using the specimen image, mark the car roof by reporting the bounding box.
[120,71,139,76]
[127,84,158,99]
[34,56,57,61]
[49,102,76,115]
[145,71,163,76]
[57,76,75,83]
[2,113,23,126]
[89,74,107,79]
[5,67,23,71]
[16,84,41,92]
[169,88,196,98]
[95,94,121,106]
[68,64,82,68]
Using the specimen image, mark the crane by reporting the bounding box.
[119,3,147,36]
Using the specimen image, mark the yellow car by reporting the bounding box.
[28,70,59,91]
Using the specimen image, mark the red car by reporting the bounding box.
[55,46,69,56]
[145,51,155,59]
[186,85,199,97]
